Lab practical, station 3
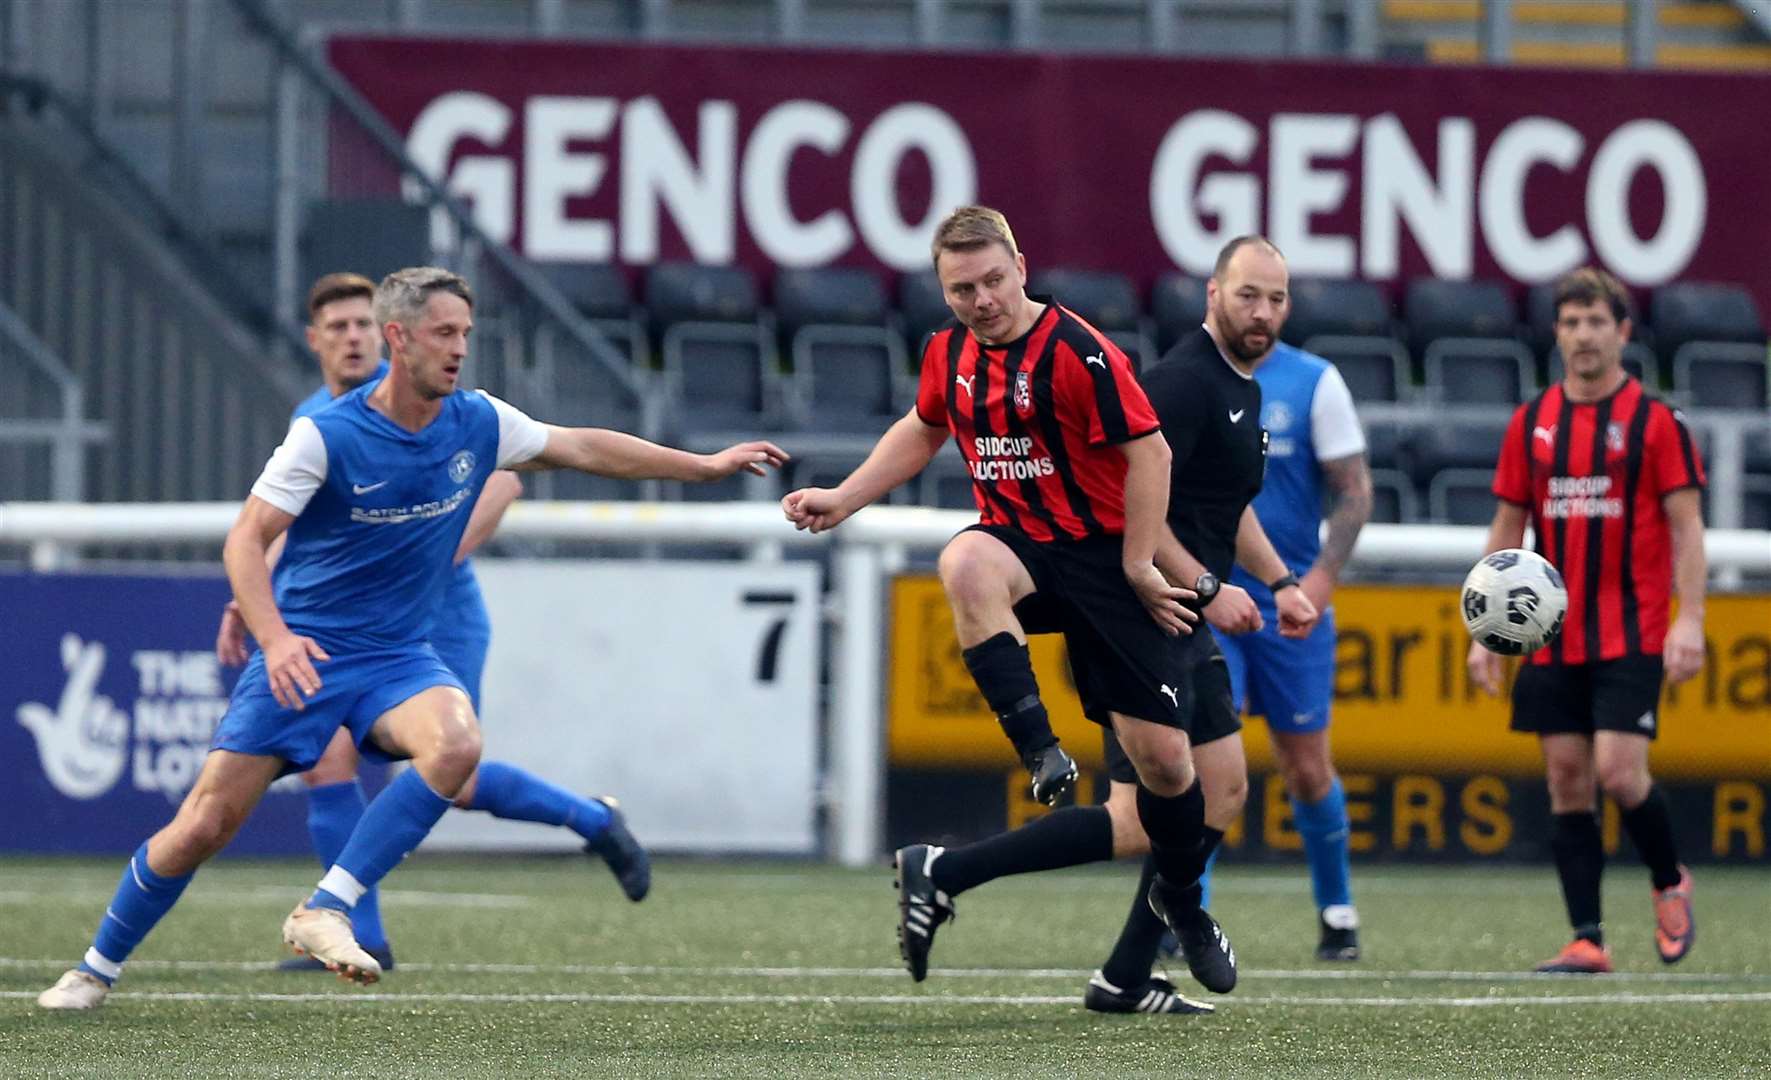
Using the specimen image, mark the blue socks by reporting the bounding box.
[1292,778,1354,910]
[467,761,612,842]
[83,841,195,984]
[308,769,451,915]
[305,781,387,949]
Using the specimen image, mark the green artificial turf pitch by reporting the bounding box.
[2,855,1767,1078]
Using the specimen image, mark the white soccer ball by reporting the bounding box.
[1460,548,1568,656]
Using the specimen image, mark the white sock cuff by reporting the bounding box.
[316,866,368,907]
[83,947,123,981]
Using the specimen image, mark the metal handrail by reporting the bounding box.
[0,74,310,365]
[0,300,109,501]
[227,0,639,400]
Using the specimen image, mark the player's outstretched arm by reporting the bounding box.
[455,471,523,564]
[1467,502,1529,696]
[215,533,288,666]
[1662,487,1707,684]
[1234,506,1316,638]
[782,409,947,533]
[524,425,788,482]
[223,495,331,710]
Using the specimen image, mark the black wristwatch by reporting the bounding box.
[1267,572,1301,593]
[1192,572,1220,603]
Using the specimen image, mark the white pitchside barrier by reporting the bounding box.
[2,502,1767,866]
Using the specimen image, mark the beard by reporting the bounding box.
[1217,313,1276,362]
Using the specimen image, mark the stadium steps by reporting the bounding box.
[1384,0,1771,69]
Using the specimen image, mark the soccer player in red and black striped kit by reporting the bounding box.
[1469,266,1706,974]
[782,205,1238,994]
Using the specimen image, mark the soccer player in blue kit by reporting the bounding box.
[37,267,788,1008]
[1207,282,1375,961]
[216,272,651,974]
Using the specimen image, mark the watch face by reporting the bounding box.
[1195,573,1219,600]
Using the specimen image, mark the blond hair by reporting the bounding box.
[930,205,1020,267]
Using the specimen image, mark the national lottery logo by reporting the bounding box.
[448,449,477,484]
[15,633,233,801]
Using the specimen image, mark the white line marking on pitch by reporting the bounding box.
[0,888,530,909]
[0,957,1763,984]
[4,989,1771,1007]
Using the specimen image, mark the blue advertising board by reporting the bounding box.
[0,571,315,856]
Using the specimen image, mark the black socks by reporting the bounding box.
[1619,785,1683,891]
[1550,811,1605,942]
[962,632,1057,761]
[930,805,1114,897]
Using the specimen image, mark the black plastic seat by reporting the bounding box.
[649,263,780,435]
[1673,342,1769,411]
[1306,336,1410,402]
[1368,468,1419,524]
[1651,282,1763,363]
[1151,272,1207,355]
[1031,268,1143,332]
[1428,468,1499,525]
[1285,278,1393,345]
[1425,338,1535,405]
[899,270,954,355]
[646,262,761,332]
[774,267,889,338]
[1403,278,1519,359]
[789,327,906,433]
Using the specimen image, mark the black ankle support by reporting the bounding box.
[962,632,1056,758]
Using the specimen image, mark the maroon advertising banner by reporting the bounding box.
[328,36,1771,307]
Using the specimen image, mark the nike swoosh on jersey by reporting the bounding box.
[352,481,390,495]
[1229,409,1245,423]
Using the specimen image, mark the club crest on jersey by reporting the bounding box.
[1607,421,1625,454]
[1263,401,1292,433]
[1013,370,1033,417]
[448,450,476,485]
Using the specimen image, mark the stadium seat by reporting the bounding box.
[1402,278,1519,359]
[646,262,761,331]
[1650,281,1764,363]
[301,198,428,297]
[1368,468,1420,524]
[1546,342,1661,389]
[1362,419,1408,472]
[1745,426,1771,479]
[1305,335,1411,402]
[1744,478,1771,531]
[1151,272,1207,355]
[919,445,978,510]
[1428,468,1499,525]
[1399,418,1509,491]
[1673,342,1769,410]
[648,263,782,435]
[539,261,649,371]
[773,266,890,338]
[1030,268,1141,331]
[1424,338,1534,404]
[1284,278,1394,345]
[898,270,953,355]
[788,325,907,433]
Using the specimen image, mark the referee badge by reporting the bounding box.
[1013,370,1033,417]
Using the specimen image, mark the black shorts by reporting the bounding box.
[1103,633,1243,783]
[967,524,1185,730]
[1511,654,1665,740]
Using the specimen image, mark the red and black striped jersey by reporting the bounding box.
[914,298,1160,542]
[1492,377,1705,666]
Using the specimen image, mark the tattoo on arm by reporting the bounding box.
[1314,452,1373,579]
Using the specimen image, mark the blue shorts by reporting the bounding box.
[432,566,492,710]
[1213,607,1336,734]
[211,645,466,773]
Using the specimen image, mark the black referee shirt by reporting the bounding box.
[1139,328,1268,582]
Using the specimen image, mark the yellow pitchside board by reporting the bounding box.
[886,578,1771,780]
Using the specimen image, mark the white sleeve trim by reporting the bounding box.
[1309,365,1367,462]
[249,416,328,516]
[478,389,551,468]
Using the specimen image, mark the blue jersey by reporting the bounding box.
[259,384,504,653]
[290,362,488,653]
[1229,345,1365,595]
